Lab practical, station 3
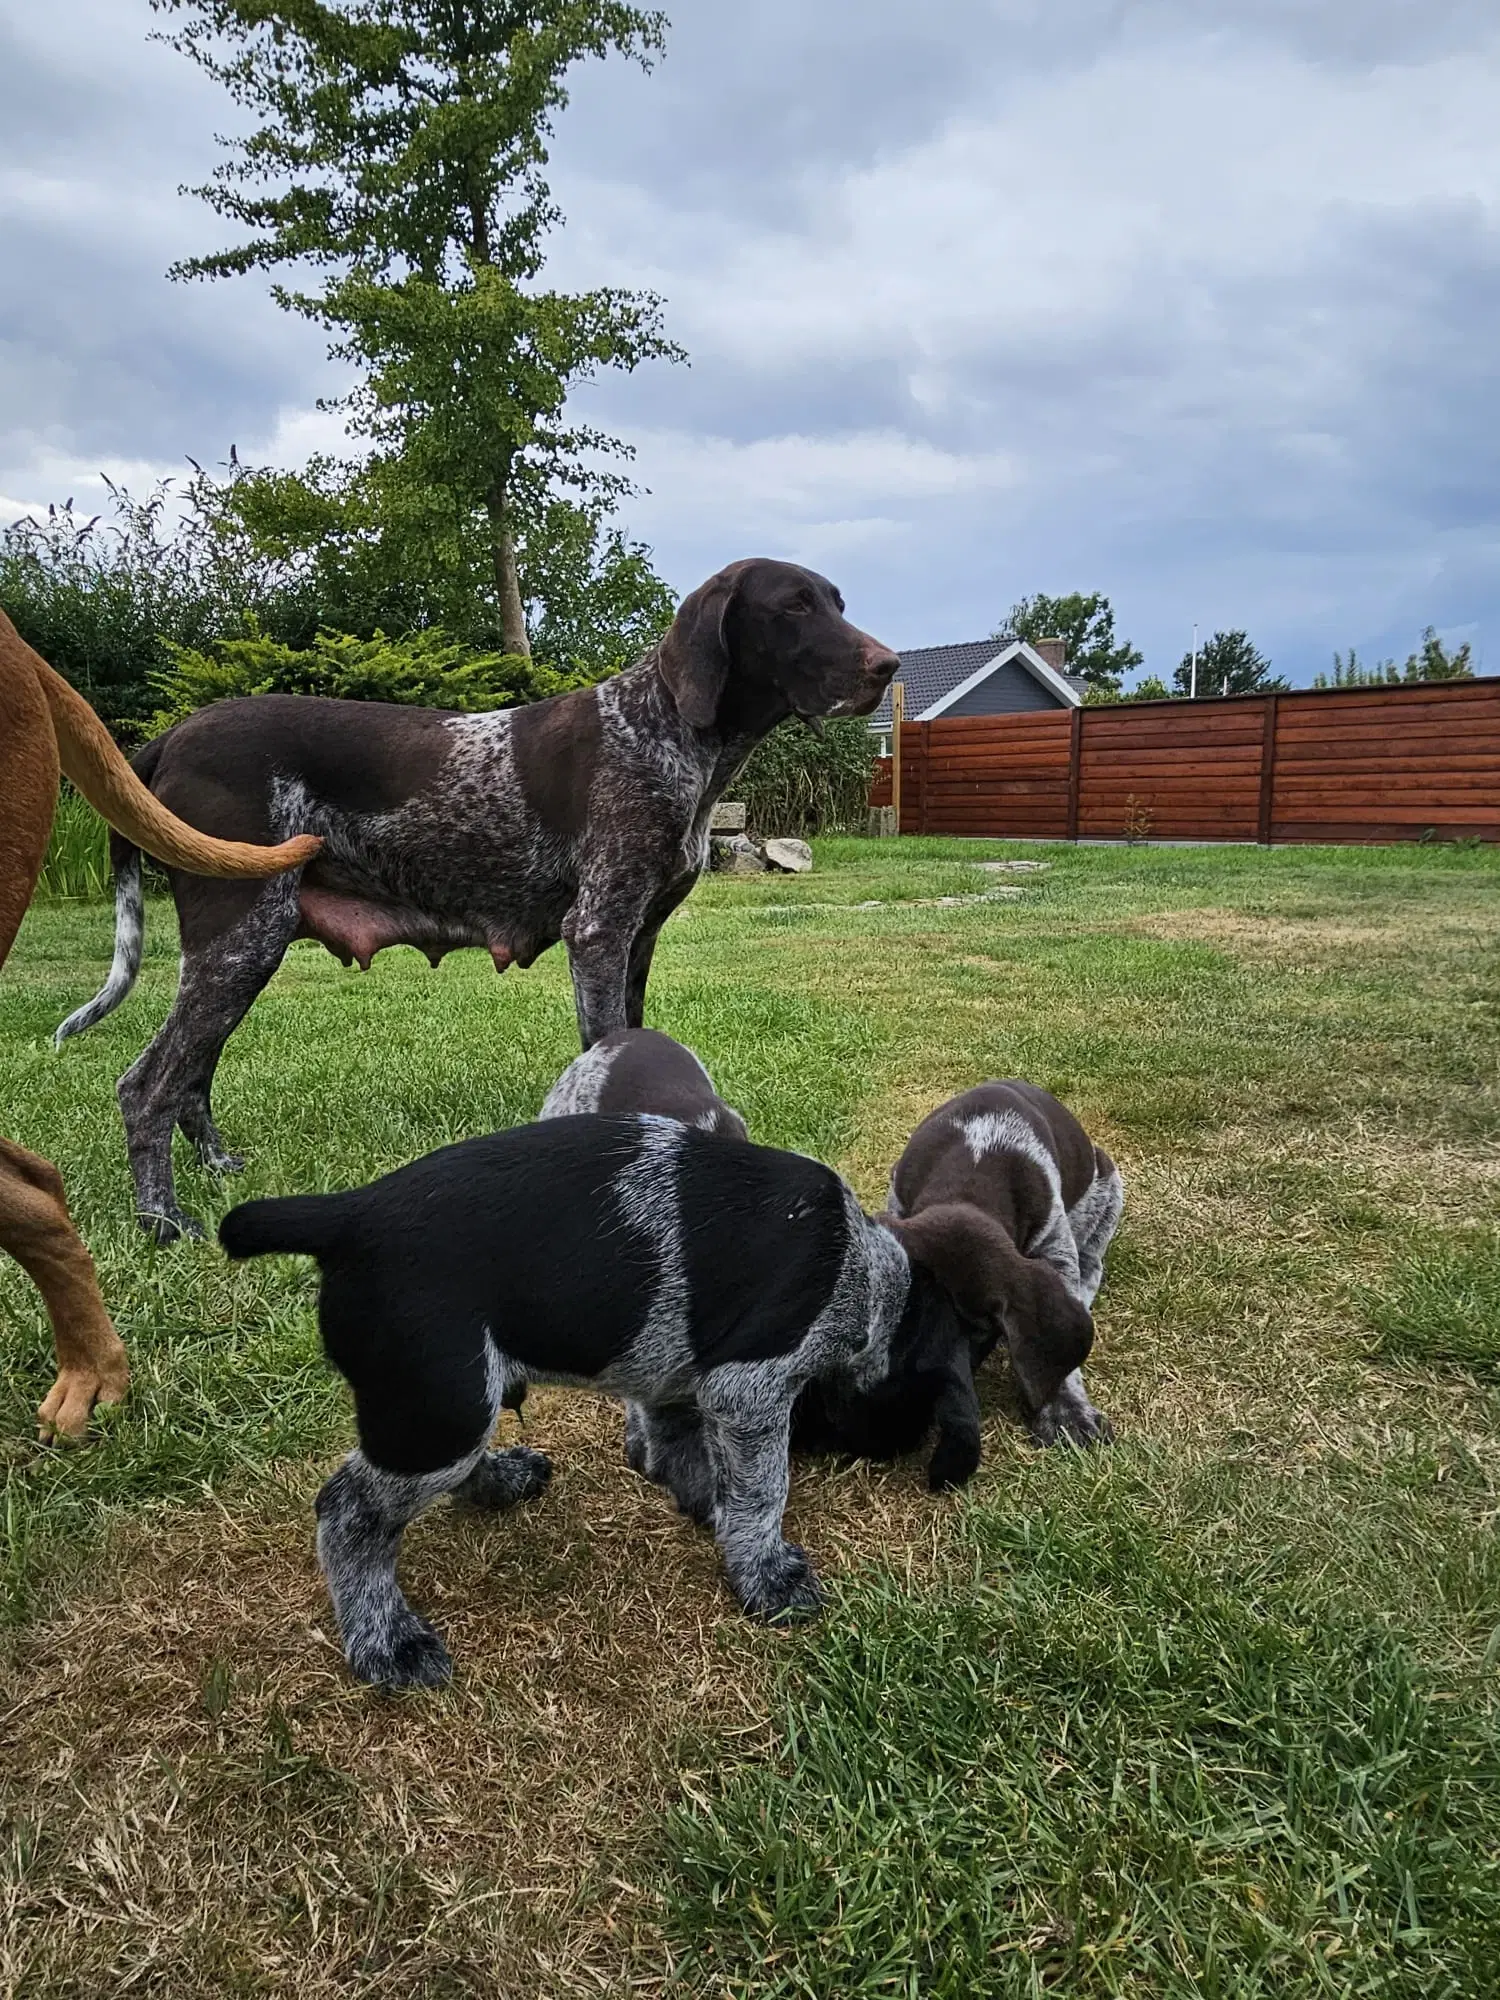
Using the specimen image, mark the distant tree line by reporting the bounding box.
[990,591,1476,705]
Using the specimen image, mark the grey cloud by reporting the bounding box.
[2,0,1497,681]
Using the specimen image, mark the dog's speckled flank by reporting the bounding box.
[220,1114,922,1688]
[57,560,897,1242]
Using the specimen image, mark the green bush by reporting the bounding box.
[733,717,877,837]
[0,478,312,743]
[147,625,593,735]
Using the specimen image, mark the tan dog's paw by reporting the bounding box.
[37,1350,130,1443]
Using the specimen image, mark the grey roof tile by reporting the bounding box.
[870,640,1007,727]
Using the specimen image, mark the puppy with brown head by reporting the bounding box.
[794,1082,1121,1488]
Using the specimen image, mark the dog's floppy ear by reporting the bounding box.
[882,1202,1029,1329]
[886,1204,1094,1418]
[656,566,741,728]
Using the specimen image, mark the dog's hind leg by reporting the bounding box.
[624,1398,716,1525]
[177,1053,243,1176]
[1070,1159,1124,1310]
[315,1449,484,1689]
[118,880,298,1242]
[700,1378,821,1622]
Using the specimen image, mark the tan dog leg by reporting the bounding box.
[0,1139,130,1441]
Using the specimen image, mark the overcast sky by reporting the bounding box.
[3,0,1497,682]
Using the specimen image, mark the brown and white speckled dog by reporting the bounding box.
[0,607,318,1437]
[57,559,898,1243]
[794,1081,1123,1488]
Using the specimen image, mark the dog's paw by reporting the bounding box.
[459,1445,552,1510]
[36,1350,130,1443]
[139,1207,205,1246]
[926,1433,981,1492]
[201,1149,246,1176]
[731,1543,824,1624]
[1031,1401,1113,1449]
[349,1615,453,1690]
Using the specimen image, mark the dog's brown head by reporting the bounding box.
[883,1202,1094,1413]
[656,558,899,731]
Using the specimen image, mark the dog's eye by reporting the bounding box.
[786,593,815,617]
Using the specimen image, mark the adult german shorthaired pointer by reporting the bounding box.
[219,1113,973,1688]
[58,559,898,1242]
[794,1081,1121,1488]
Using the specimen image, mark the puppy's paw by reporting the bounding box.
[201,1149,246,1176]
[459,1445,551,1510]
[926,1433,981,1492]
[350,1614,453,1691]
[1031,1401,1113,1449]
[732,1543,824,1624]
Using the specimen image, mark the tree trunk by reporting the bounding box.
[486,477,530,658]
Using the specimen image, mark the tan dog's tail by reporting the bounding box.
[34,655,321,877]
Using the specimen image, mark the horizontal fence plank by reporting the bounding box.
[1275,724,1500,753]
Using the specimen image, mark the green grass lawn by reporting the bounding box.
[2,836,1498,1997]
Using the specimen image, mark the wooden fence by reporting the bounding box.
[869,679,1500,843]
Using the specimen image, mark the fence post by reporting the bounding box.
[1066,705,1083,840]
[889,681,904,833]
[1257,693,1279,844]
[919,723,930,835]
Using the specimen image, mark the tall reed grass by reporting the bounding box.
[36,788,112,902]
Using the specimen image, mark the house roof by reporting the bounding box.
[869,639,1084,727]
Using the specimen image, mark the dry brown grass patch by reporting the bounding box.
[0,1386,984,2000]
[1127,905,1485,958]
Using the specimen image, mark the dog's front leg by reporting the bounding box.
[561,897,635,1049]
[701,1383,822,1622]
[925,1340,983,1492]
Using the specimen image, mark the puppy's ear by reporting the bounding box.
[1004,1262,1095,1417]
[657,567,740,728]
[886,1204,1094,1418]
[882,1203,1028,1329]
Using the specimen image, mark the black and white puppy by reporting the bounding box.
[538,1033,1022,1495]
[794,1081,1122,1489]
[539,1027,748,1141]
[220,1114,972,1689]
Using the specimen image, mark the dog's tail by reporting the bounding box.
[54,837,145,1046]
[219,1191,356,1264]
[27,632,322,879]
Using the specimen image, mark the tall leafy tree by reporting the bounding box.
[204,449,673,674]
[153,0,682,656]
[995,592,1142,696]
[1173,630,1287,698]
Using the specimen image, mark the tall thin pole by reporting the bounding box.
[1190,624,1198,701]
[890,681,904,830]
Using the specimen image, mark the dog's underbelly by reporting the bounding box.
[295,885,541,974]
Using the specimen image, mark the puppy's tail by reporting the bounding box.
[219,1192,355,1263]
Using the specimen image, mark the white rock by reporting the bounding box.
[763,837,814,873]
